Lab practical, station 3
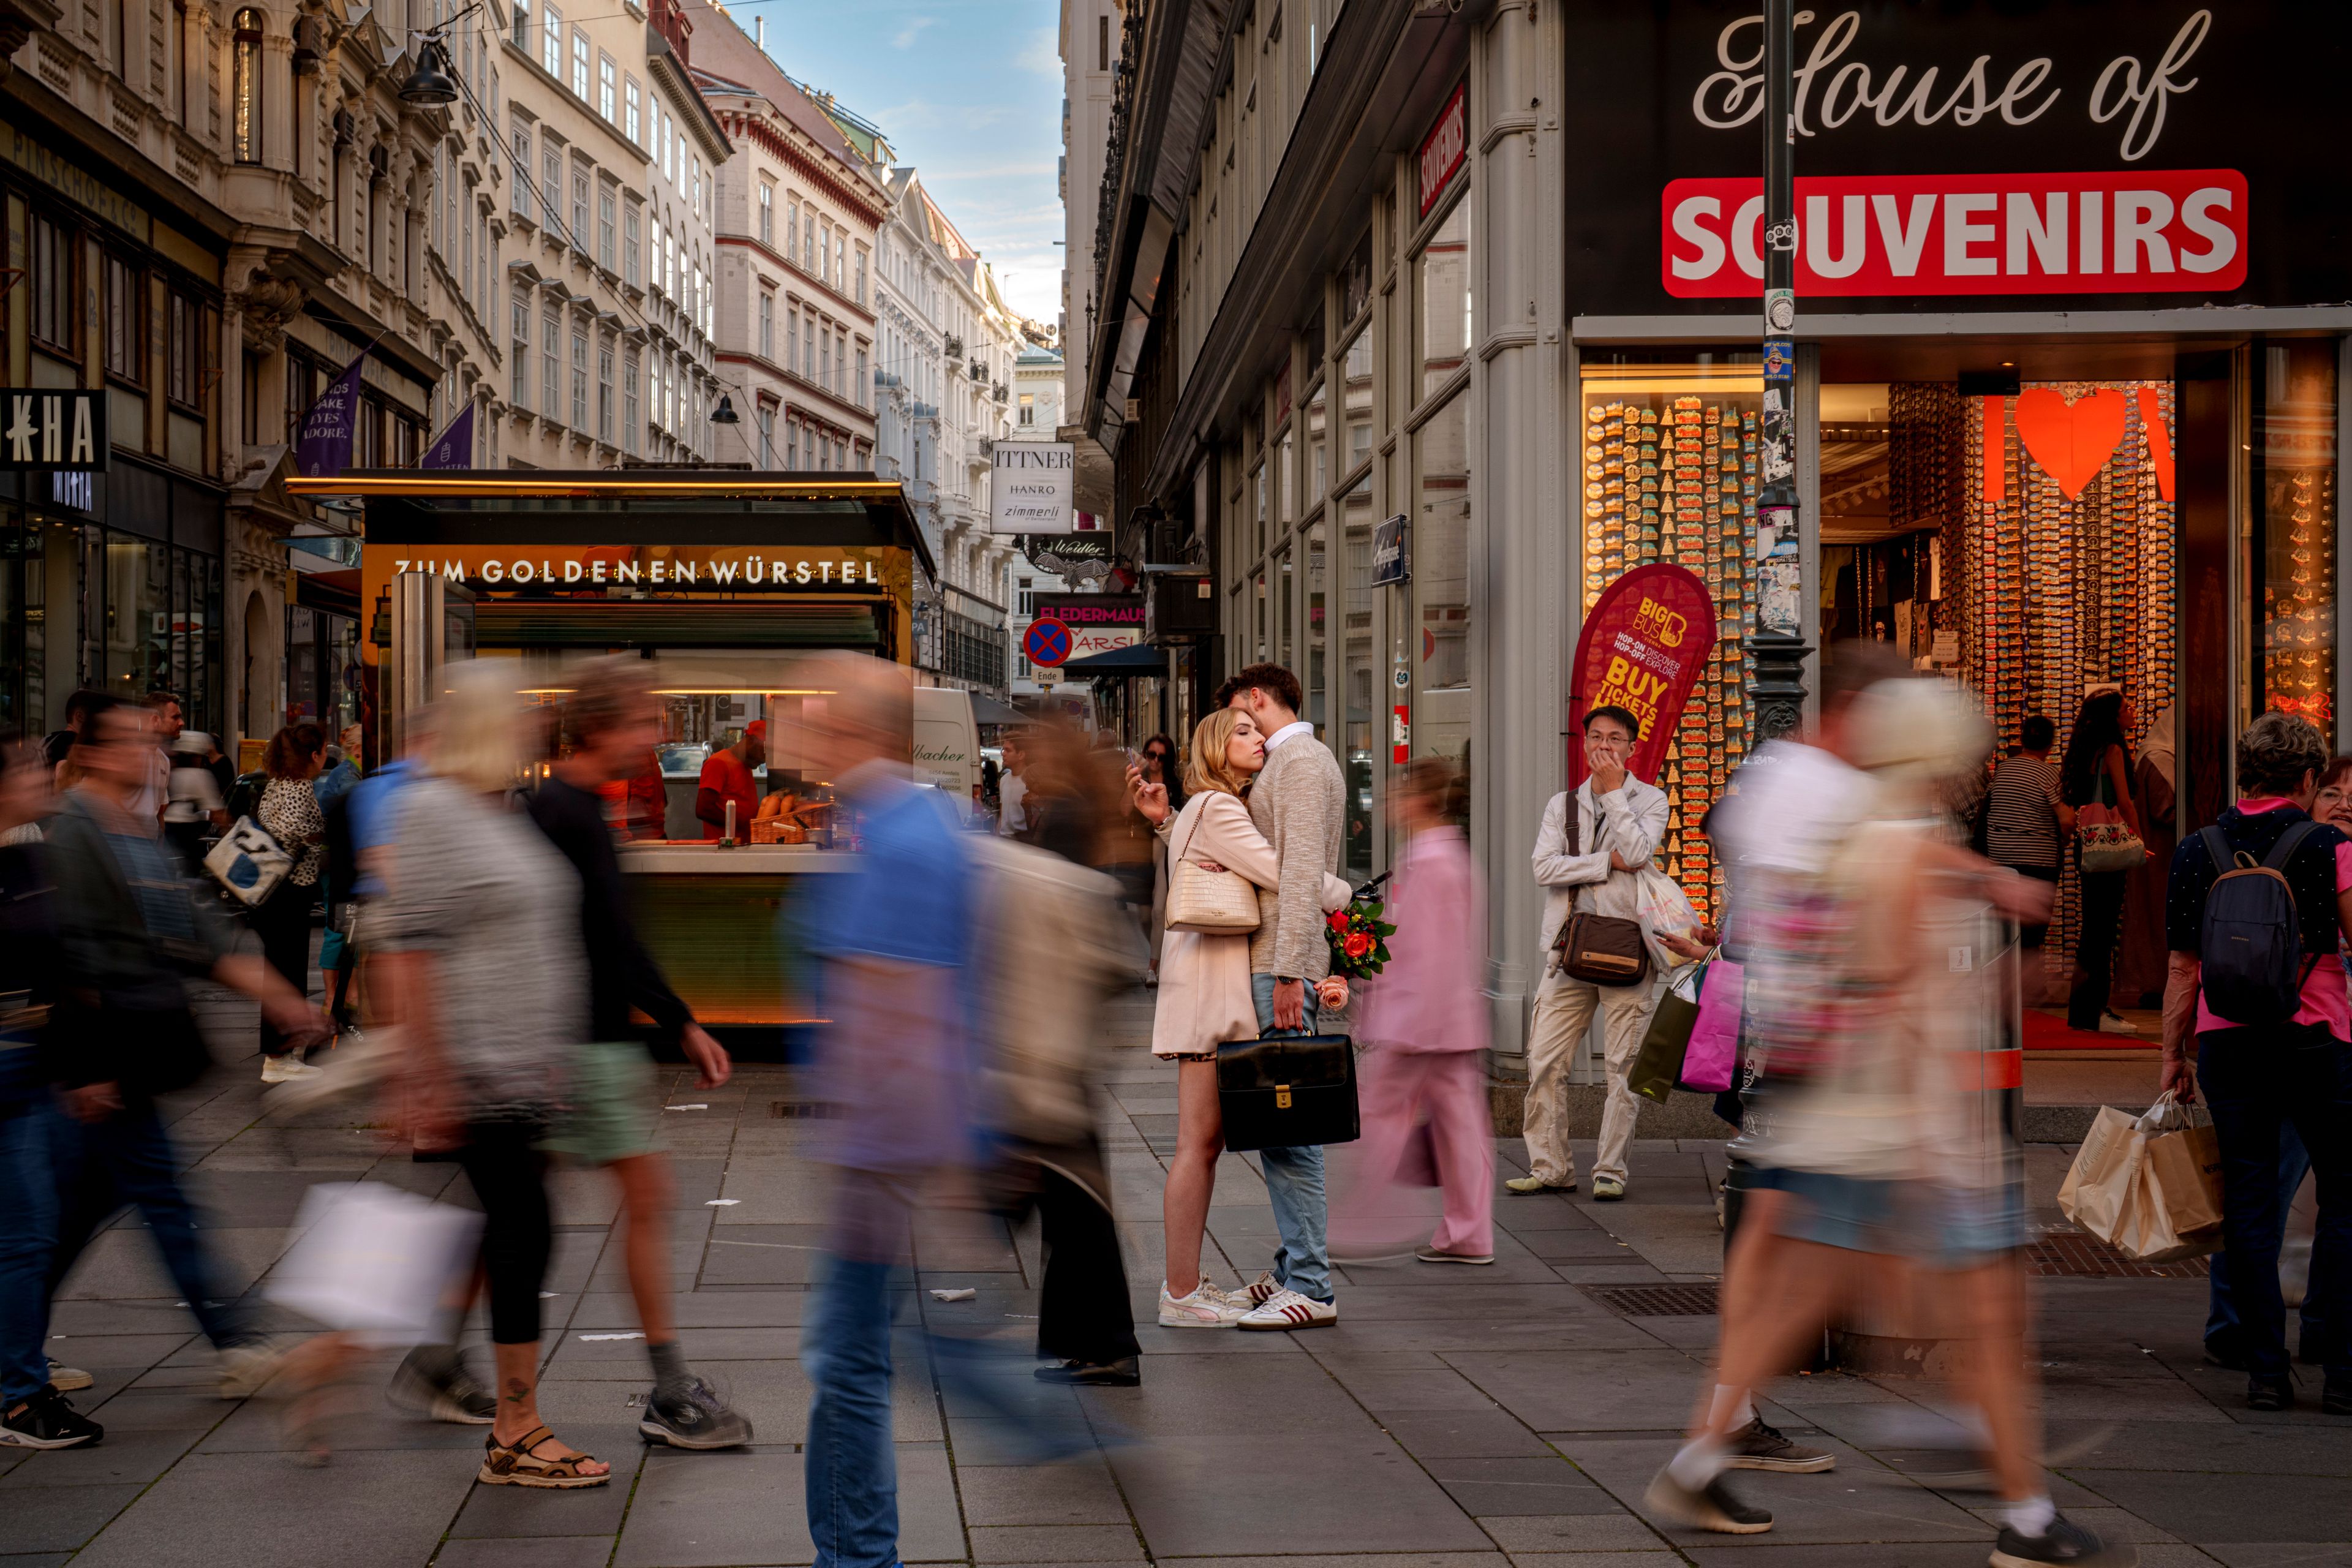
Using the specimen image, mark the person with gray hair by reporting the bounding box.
[2161,708,2352,1417]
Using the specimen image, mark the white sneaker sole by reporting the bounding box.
[1157,1311,1242,1329]
[0,1425,100,1450]
[45,1366,93,1393]
[1236,1310,1337,1332]
[1727,1450,1836,1473]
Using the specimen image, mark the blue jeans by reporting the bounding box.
[1250,974,1332,1305]
[0,1050,58,1406]
[51,1093,247,1354]
[2206,1119,2326,1358]
[2198,1025,2352,1380]
[804,1207,903,1568]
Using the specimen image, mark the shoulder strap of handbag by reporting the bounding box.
[1174,796,1211,868]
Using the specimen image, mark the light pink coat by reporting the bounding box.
[1149,791,1351,1058]
[1360,826,1488,1052]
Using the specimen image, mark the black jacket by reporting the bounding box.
[526,777,695,1043]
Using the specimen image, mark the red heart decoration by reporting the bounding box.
[2014,388,2128,500]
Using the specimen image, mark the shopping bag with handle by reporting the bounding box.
[1677,954,1742,1093]
[2056,1091,2223,1264]
[1629,959,1705,1104]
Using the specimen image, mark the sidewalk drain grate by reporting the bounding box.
[2026,1232,2209,1279]
[769,1099,838,1119]
[1583,1283,1720,1316]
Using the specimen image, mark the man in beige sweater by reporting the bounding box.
[1213,663,1349,1330]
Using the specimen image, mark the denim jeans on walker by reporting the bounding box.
[1250,973,1332,1305]
[0,1049,58,1407]
[803,1252,900,1568]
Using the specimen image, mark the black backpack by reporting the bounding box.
[2196,821,2323,1026]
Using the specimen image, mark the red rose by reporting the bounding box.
[1344,930,1374,959]
[1328,911,1350,933]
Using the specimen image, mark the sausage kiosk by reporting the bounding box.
[288,470,935,1035]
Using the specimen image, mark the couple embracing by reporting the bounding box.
[1130,664,1354,1332]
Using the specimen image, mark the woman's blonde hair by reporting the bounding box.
[430,661,527,794]
[1185,709,1254,798]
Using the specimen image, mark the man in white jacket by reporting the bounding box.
[1510,706,1671,1202]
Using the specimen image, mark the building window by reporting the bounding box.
[855,347,867,407]
[835,329,848,398]
[786,198,799,260]
[103,254,142,384]
[597,338,613,442]
[623,204,641,285]
[599,55,615,119]
[571,165,589,249]
[511,293,530,404]
[758,407,774,468]
[689,153,700,216]
[511,0,528,49]
[542,312,559,420]
[571,326,588,428]
[232,9,264,164]
[29,210,75,352]
[818,330,830,394]
[786,309,799,380]
[543,145,562,232]
[758,181,774,246]
[1098,12,1109,70]
[758,292,774,360]
[168,0,186,124]
[167,288,202,410]
[571,26,588,97]
[624,76,641,143]
[802,213,815,273]
[541,2,560,76]
[1018,393,1033,426]
[623,347,639,453]
[598,185,616,270]
[786,418,798,469]
[834,233,846,292]
[854,246,866,306]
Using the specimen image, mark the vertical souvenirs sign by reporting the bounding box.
[1567,562,1719,787]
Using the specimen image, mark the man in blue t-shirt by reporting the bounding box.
[2162,710,2352,1415]
[797,656,978,1568]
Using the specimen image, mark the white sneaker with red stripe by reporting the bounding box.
[1237,1270,1279,1306]
[1237,1287,1337,1332]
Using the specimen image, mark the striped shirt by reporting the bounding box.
[1983,754,2063,869]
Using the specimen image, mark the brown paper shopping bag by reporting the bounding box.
[2056,1104,2141,1244]
[2130,1107,2225,1262]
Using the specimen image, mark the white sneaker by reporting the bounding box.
[260,1056,323,1084]
[2098,1012,2139,1036]
[1158,1281,1250,1328]
[45,1360,92,1393]
[1237,1287,1337,1332]
[219,1342,283,1399]
[1238,1270,1280,1306]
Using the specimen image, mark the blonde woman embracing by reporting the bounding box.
[1129,707,1352,1327]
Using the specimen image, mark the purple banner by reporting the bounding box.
[293,354,365,479]
[421,402,474,469]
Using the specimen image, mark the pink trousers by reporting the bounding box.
[1336,1047,1495,1259]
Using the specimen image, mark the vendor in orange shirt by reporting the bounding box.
[696,719,764,840]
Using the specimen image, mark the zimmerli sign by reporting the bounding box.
[1562,4,2342,314]
[989,442,1076,535]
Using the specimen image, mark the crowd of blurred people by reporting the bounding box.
[7,638,2350,1568]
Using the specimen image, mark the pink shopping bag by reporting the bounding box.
[1677,956,1743,1093]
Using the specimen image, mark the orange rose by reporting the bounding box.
[1344,930,1373,959]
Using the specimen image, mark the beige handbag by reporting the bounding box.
[1163,799,1262,934]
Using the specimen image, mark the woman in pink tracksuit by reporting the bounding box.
[1338,757,1495,1265]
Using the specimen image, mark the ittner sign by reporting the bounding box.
[0,390,107,472]
[989,441,1076,535]
[1561,4,2350,314]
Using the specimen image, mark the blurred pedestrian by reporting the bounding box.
[1139,733,1185,987]
[1982,715,2071,949]
[798,654,981,1568]
[695,720,764,840]
[40,688,103,773]
[996,731,1030,838]
[1131,708,1350,1328]
[2062,688,2143,1034]
[1335,758,1494,1265]
[527,657,752,1448]
[1212,663,1349,1330]
[27,696,326,1419]
[1514,704,1669,1202]
[2161,711,2352,1415]
[314,723,363,809]
[252,723,328,1084]
[162,731,228,870]
[372,663,607,1488]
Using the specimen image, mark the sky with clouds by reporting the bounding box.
[722,0,1068,328]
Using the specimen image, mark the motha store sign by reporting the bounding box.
[1561,4,2352,315]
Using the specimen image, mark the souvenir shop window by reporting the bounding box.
[1577,356,1764,919]
[1415,200,1469,402]
[2253,341,2338,746]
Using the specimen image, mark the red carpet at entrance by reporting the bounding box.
[2022,1009,2151,1050]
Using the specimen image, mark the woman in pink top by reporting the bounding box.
[1335,758,1494,1265]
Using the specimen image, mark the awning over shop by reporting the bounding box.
[1057,644,1167,676]
[968,692,1027,725]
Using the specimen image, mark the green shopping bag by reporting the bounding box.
[1628,959,1706,1104]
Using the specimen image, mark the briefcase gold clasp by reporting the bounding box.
[1274,1084,1292,1109]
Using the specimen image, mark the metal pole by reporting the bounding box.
[1746,0,1810,740]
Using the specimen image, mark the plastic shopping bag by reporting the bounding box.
[1678,955,1743,1094]
[2056,1091,2223,1264]
[1634,867,1702,970]
[1629,961,1703,1104]
[266,1182,484,1346]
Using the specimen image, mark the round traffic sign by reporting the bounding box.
[1025,617,1072,668]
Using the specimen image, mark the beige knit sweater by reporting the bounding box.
[1245,730,1348,979]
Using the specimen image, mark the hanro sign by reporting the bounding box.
[1418,81,1468,218]
[0,390,107,472]
[989,441,1076,535]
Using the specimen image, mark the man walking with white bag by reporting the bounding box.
[1511,706,1670,1203]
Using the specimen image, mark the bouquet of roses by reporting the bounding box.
[1325,875,1398,980]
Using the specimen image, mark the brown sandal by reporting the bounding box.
[479,1425,610,1488]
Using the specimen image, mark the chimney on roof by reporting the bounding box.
[753,15,763,46]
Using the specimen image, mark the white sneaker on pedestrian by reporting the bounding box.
[260,1055,322,1084]
[1158,1281,1250,1328]
[218,1342,284,1399]
[2097,1012,2139,1036]
[45,1360,92,1393]
[1238,1270,1280,1306]
[1237,1287,1337,1332]
[1593,1175,1627,1202]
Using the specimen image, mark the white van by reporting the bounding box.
[911,685,982,821]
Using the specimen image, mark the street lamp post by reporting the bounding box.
[1746,0,1810,741]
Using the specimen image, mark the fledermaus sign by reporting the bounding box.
[1561,4,2350,315]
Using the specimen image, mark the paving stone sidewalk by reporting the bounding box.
[7,987,2348,1568]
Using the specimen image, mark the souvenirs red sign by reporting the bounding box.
[1567,564,1719,788]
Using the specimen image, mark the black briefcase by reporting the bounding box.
[1215,1033,1360,1153]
